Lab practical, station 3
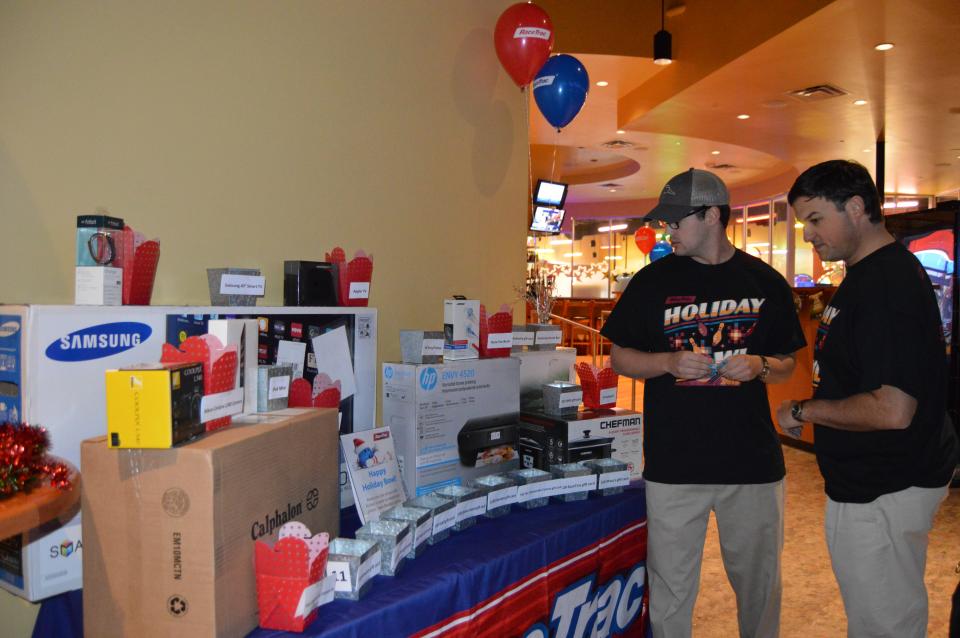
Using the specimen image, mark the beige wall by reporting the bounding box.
[0,0,526,630]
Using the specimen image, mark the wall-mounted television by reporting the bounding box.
[530,206,565,234]
[533,179,568,208]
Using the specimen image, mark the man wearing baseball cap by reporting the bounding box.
[601,168,805,638]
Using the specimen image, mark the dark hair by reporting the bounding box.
[698,204,731,228]
[787,159,883,223]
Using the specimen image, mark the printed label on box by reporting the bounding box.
[432,508,457,535]
[600,387,618,405]
[487,486,518,510]
[392,534,413,571]
[219,274,265,296]
[268,375,290,400]
[598,470,631,490]
[348,282,370,300]
[326,561,352,593]
[558,391,583,409]
[512,332,535,347]
[535,330,562,345]
[553,475,598,495]
[295,573,336,617]
[487,333,513,349]
[415,520,431,548]
[457,497,487,522]
[357,550,381,590]
[421,339,444,357]
[200,387,244,423]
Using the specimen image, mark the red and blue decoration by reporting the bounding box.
[533,54,590,130]
[0,423,72,498]
[493,3,554,88]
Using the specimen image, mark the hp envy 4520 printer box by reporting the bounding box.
[382,358,520,496]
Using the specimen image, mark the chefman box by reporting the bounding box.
[382,358,520,496]
[82,408,340,638]
[518,408,643,481]
[0,304,375,601]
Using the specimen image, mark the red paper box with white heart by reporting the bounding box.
[254,522,335,633]
[325,246,373,307]
[161,334,239,431]
[478,304,514,358]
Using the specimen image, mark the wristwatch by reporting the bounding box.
[757,355,770,382]
[791,400,806,422]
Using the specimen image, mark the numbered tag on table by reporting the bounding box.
[326,561,352,593]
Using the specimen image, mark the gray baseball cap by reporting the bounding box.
[645,168,729,223]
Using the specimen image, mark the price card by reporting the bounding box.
[268,375,290,400]
[535,330,562,345]
[512,331,535,347]
[432,507,457,535]
[219,274,265,296]
[295,573,336,617]
[558,391,583,409]
[326,561,352,593]
[600,387,618,404]
[357,550,381,590]
[487,333,513,349]
[553,475,598,495]
[348,282,370,300]
[487,486,518,510]
[456,497,487,521]
[598,470,631,490]
[421,339,444,357]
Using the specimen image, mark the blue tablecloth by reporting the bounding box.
[34,486,647,638]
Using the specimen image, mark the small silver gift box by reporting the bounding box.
[550,462,594,502]
[434,485,484,531]
[207,267,262,306]
[356,519,413,577]
[257,364,293,412]
[507,467,553,510]
[405,494,457,545]
[583,458,631,496]
[542,381,583,417]
[327,537,381,601]
[382,505,432,558]
[470,474,517,518]
[400,330,444,364]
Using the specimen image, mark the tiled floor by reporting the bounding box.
[603,369,960,636]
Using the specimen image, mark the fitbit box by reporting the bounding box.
[518,408,644,481]
[283,261,340,306]
[382,357,520,496]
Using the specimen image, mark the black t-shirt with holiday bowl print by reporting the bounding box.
[811,241,959,503]
[601,250,806,484]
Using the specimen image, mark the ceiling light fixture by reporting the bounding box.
[598,223,629,232]
[853,99,868,106]
[616,129,626,134]
[653,0,672,65]
[596,81,609,87]
[711,150,720,155]
[863,148,872,153]
[563,252,583,258]
[737,114,750,120]
[874,42,894,51]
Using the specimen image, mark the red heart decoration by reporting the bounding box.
[288,378,314,408]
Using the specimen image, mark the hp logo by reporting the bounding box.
[419,367,438,390]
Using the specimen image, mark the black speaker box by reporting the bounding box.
[283,260,340,306]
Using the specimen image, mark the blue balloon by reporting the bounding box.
[649,241,673,262]
[533,54,589,130]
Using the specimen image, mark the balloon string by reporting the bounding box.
[550,127,559,181]
[524,87,534,205]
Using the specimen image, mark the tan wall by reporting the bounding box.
[0,0,526,628]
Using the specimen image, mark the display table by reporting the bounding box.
[33,486,647,638]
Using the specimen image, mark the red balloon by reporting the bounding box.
[494,3,554,88]
[635,227,656,255]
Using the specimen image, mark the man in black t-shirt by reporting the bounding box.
[778,160,959,637]
[602,169,805,638]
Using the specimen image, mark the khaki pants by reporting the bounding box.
[826,484,949,638]
[645,480,784,638]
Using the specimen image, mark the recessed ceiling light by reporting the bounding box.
[616,129,626,135]
[737,114,750,120]
[874,42,894,51]
[609,188,617,192]
[596,81,609,87]
[853,99,868,106]
[863,148,872,153]
[711,150,720,155]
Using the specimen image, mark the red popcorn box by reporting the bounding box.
[115,225,160,305]
[326,246,373,307]
[576,361,619,409]
[255,522,333,633]
[478,304,514,358]
[161,334,238,431]
[288,375,342,409]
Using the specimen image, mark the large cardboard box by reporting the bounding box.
[519,408,644,481]
[382,358,520,496]
[82,408,340,638]
[0,304,375,600]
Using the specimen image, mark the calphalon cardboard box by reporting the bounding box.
[382,358,520,496]
[518,408,644,481]
[82,408,340,638]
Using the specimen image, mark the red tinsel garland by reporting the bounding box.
[0,423,73,498]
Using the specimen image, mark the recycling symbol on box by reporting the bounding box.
[167,595,188,617]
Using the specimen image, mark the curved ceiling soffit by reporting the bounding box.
[530,144,640,185]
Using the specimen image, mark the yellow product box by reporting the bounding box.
[105,362,204,448]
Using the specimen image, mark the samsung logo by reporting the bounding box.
[45,322,152,362]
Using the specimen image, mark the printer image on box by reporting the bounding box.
[457,413,519,467]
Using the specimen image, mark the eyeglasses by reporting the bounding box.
[665,207,709,230]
